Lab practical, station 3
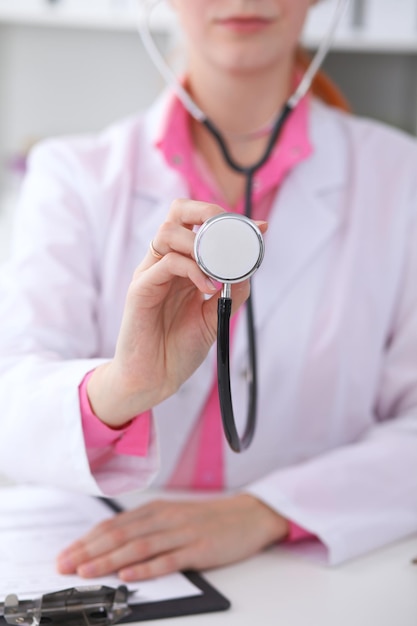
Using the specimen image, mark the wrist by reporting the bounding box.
[236,494,290,543]
[86,363,152,428]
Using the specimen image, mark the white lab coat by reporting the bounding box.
[0,92,416,565]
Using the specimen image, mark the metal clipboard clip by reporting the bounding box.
[0,585,132,626]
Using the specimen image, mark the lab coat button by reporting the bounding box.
[240,367,250,381]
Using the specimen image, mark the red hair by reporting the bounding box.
[296,48,351,113]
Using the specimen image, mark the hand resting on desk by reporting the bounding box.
[56,494,289,581]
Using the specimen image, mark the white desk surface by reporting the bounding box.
[117,492,417,626]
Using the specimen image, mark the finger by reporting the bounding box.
[57,508,177,573]
[57,501,194,573]
[57,513,138,558]
[74,530,194,579]
[118,546,198,582]
[254,219,268,234]
[147,221,196,265]
[149,200,226,261]
[57,524,149,573]
[148,239,165,261]
[167,198,225,229]
[132,252,218,299]
[230,280,251,313]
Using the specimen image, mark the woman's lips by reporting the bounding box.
[216,16,274,34]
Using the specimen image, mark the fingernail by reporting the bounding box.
[57,557,74,574]
[119,568,136,581]
[205,278,217,291]
[77,563,97,577]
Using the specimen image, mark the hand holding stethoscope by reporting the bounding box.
[87,199,264,430]
[150,209,266,452]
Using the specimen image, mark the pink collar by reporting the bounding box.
[156,88,313,212]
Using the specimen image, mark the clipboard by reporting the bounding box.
[0,572,230,625]
[119,570,230,622]
[0,490,231,625]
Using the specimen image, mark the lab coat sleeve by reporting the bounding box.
[246,195,417,565]
[0,140,159,496]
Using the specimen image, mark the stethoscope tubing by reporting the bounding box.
[211,104,293,452]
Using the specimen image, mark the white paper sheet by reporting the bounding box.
[0,486,202,604]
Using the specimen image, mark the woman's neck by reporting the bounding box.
[186,57,295,207]
[187,56,294,141]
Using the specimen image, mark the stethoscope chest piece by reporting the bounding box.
[194,213,264,453]
[194,213,264,284]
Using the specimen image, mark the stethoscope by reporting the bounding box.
[138,0,349,452]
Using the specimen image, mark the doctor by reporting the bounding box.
[0,0,416,581]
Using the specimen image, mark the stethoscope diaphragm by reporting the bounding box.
[194,214,264,285]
